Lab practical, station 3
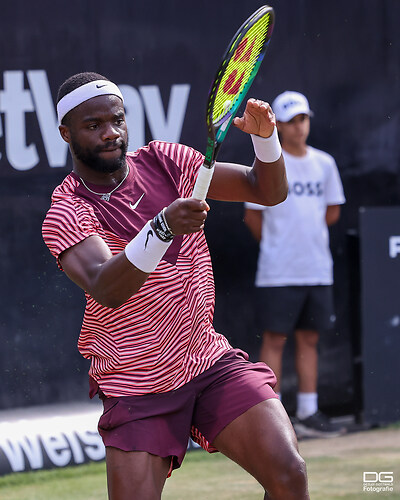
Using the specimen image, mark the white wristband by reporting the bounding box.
[125,221,172,273]
[251,127,282,163]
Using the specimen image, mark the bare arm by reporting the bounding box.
[59,198,209,308]
[60,235,149,309]
[207,99,288,206]
[326,205,341,226]
[243,208,263,242]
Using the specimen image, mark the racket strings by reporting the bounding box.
[211,11,272,127]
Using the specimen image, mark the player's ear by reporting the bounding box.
[59,124,71,144]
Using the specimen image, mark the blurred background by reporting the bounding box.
[0,0,399,429]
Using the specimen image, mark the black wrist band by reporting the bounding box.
[153,210,174,242]
[161,208,175,235]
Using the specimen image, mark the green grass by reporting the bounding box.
[305,454,399,500]
[0,434,399,499]
[0,462,108,500]
[163,452,264,499]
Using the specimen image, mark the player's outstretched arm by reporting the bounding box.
[208,98,288,206]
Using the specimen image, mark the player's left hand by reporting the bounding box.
[233,98,276,138]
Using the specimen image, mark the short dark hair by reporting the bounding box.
[56,72,109,103]
[57,72,110,125]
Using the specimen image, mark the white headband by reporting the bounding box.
[57,79,124,125]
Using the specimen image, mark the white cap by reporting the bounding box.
[272,91,313,122]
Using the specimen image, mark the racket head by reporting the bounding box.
[204,5,275,164]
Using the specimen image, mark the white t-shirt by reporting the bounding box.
[245,146,345,287]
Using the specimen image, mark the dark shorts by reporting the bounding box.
[97,348,277,474]
[256,285,335,335]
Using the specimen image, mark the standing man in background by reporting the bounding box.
[244,91,346,438]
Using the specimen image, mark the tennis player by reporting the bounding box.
[42,72,309,500]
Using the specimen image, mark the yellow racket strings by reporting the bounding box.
[212,11,272,125]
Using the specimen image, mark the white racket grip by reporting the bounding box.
[192,163,215,200]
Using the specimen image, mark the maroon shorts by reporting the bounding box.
[97,348,277,473]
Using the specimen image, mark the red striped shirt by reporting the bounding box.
[42,141,231,397]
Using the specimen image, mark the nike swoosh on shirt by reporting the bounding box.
[129,193,145,210]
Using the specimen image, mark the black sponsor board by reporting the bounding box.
[1,1,400,416]
[358,207,400,425]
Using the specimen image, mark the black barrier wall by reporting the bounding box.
[1,1,399,417]
[358,208,400,425]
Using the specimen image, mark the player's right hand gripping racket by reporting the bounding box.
[192,5,275,200]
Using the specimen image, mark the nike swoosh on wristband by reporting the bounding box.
[145,230,153,249]
[130,193,145,210]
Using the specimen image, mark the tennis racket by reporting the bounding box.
[192,5,275,200]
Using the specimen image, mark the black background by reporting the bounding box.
[1,1,399,418]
